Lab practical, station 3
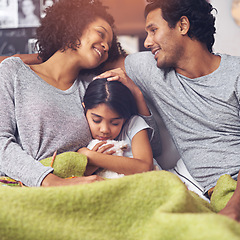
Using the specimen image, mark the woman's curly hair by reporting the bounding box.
[36,0,123,62]
[144,0,216,53]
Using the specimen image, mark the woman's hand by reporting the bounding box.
[94,68,150,116]
[41,173,104,187]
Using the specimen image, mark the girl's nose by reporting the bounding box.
[100,123,110,134]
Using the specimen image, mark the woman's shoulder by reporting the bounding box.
[0,57,30,86]
[0,57,25,70]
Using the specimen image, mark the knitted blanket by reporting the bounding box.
[0,154,239,240]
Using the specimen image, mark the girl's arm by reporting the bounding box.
[78,129,153,175]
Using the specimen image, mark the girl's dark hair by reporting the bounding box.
[36,0,122,62]
[144,0,216,53]
[83,78,138,120]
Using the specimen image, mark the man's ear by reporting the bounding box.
[178,16,190,35]
[82,102,85,109]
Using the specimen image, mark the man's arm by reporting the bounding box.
[0,56,9,62]
[0,53,41,64]
[218,170,240,222]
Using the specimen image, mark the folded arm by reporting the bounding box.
[78,129,153,175]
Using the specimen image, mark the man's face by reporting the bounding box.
[144,8,184,69]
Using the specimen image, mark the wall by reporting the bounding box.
[211,0,240,56]
[1,0,240,56]
[0,0,55,55]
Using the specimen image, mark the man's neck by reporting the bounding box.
[175,43,221,79]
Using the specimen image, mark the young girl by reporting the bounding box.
[78,78,154,176]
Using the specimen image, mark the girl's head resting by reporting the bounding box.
[36,0,121,64]
[83,78,138,140]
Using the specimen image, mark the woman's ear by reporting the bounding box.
[178,16,190,35]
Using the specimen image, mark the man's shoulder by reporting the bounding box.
[219,53,240,66]
[126,51,155,63]
[125,51,162,75]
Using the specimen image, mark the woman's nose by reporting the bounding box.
[102,41,109,52]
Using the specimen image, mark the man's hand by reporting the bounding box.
[94,68,150,116]
[94,68,140,97]
[218,170,240,222]
[218,202,240,222]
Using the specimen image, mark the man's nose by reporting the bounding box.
[144,34,153,49]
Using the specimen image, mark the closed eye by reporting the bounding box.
[92,119,101,124]
[97,30,104,39]
[111,123,120,126]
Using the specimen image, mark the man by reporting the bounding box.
[97,0,240,222]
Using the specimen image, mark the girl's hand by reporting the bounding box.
[77,142,115,157]
[91,141,116,155]
[78,142,116,176]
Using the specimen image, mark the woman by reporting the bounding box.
[0,0,125,187]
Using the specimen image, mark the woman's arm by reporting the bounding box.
[41,173,104,187]
[78,129,153,175]
[0,59,102,187]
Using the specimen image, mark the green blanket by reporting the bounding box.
[0,153,240,240]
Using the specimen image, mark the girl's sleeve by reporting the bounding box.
[137,113,162,158]
[0,59,53,187]
[125,53,162,157]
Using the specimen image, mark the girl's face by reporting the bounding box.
[77,18,113,69]
[85,103,125,141]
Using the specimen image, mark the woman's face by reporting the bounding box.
[77,18,113,69]
[85,103,125,141]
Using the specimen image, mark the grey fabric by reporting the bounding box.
[0,57,92,186]
[125,51,240,192]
